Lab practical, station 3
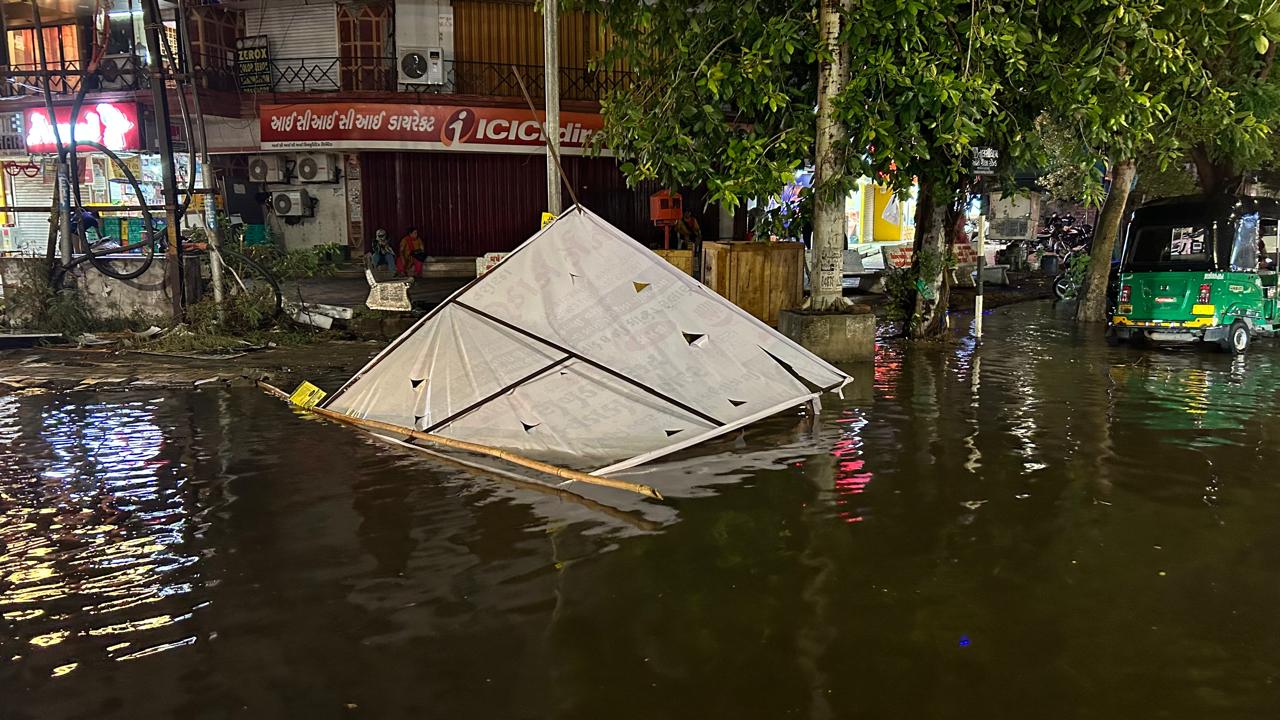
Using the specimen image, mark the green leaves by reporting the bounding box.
[586,0,1280,209]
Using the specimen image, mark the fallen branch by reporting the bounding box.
[257,381,664,501]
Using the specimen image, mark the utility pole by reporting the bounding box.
[974,214,988,339]
[143,0,185,321]
[542,0,561,214]
[176,0,224,313]
[29,0,73,265]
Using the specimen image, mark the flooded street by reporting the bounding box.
[4,300,1280,718]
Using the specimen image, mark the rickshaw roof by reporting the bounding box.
[1133,194,1280,224]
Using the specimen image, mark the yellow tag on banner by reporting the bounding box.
[541,212,555,228]
[289,381,327,409]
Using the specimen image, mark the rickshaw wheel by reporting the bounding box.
[1220,321,1250,355]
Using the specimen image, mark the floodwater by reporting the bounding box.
[4,301,1280,718]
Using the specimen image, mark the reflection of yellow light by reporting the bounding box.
[30,630,69,647]
[6,567,56,584]
[3,609,44,621]
[50,663,78,678]
[88,613,182,636]
[1192,304,1216,315]
[1181,369,1209,416]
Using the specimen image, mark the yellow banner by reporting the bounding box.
[289,381,327,408]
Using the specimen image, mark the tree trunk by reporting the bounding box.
[1076,158,1135,323]
[809,0,852,310]
[1190,144,1238,196]
[910,181,953,339]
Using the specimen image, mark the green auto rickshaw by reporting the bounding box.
[1109,194,1280,353]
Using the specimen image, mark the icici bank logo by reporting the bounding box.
[441,108,476,147]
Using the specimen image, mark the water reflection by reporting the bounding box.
[3,302,1280,717]
[1,397,201,676]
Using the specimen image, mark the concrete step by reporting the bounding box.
[334,257,477,279]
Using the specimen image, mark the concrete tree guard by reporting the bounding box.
[778,306,876,362]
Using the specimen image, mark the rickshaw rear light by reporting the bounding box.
[1118,285,1132,303]
[1198,284,1212,304]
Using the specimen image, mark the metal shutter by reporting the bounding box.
[10,170,55,254]
[244,1,339,92]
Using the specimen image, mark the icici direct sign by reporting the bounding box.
[259,102,605,155]
[24,102,142,154]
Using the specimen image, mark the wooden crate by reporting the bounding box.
[700,242,805,325]
[654,249,694,276]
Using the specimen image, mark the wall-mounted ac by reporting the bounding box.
[297,152,337,183]
[249,155,285,183]
[272,189,313,217]
[398,46,444,85]
[97,54,140,91]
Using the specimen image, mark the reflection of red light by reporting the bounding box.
[830,409,872,523]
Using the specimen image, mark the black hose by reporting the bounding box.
[55,139,158,283]
[32,0,162,285]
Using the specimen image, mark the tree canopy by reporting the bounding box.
[584,0,1280,330]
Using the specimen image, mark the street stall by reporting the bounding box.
[3,102,209,254]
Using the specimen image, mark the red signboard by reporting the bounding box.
[23,102,142,154]
[258,102,606,155]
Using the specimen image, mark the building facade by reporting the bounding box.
[0,0,725,258]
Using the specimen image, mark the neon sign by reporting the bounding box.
[23,102,142,154]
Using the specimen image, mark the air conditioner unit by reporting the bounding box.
[249,155,285,183]
[398,46,445,85]
[272,189,313,217]
[98,54,139,91]
[297,152,337,183]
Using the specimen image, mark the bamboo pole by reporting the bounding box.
[257,381,664,501]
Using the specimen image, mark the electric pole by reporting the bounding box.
[543,0,561,214]
[143,0,185,321]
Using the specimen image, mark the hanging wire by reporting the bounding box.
[511,65,584,211]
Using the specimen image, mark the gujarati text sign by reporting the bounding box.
[259,102,606,155]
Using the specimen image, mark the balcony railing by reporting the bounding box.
[0,54,631,102]
[192,53,631,100]
[1,55,158,96]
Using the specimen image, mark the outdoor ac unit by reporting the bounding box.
[272,189,313,217]
[97,53,139,90]
[297,152,337,183]
[398,45,445,85]
[249,155,285,183]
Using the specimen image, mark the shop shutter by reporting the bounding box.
[9,170,56,254]
[243,1,339,92]
[359,152,700,257]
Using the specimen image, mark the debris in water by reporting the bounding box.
[321,207,852,476]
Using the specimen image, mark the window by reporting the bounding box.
[1128,224,1212,270]
[1231,213,1260,271]
[6,24,81,92]
[338,1,393,92]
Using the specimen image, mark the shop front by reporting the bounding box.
[256,101,675,258]
[2,101,208,254]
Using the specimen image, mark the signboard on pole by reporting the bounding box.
[236,35,272,92]
[971,146,999,176]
